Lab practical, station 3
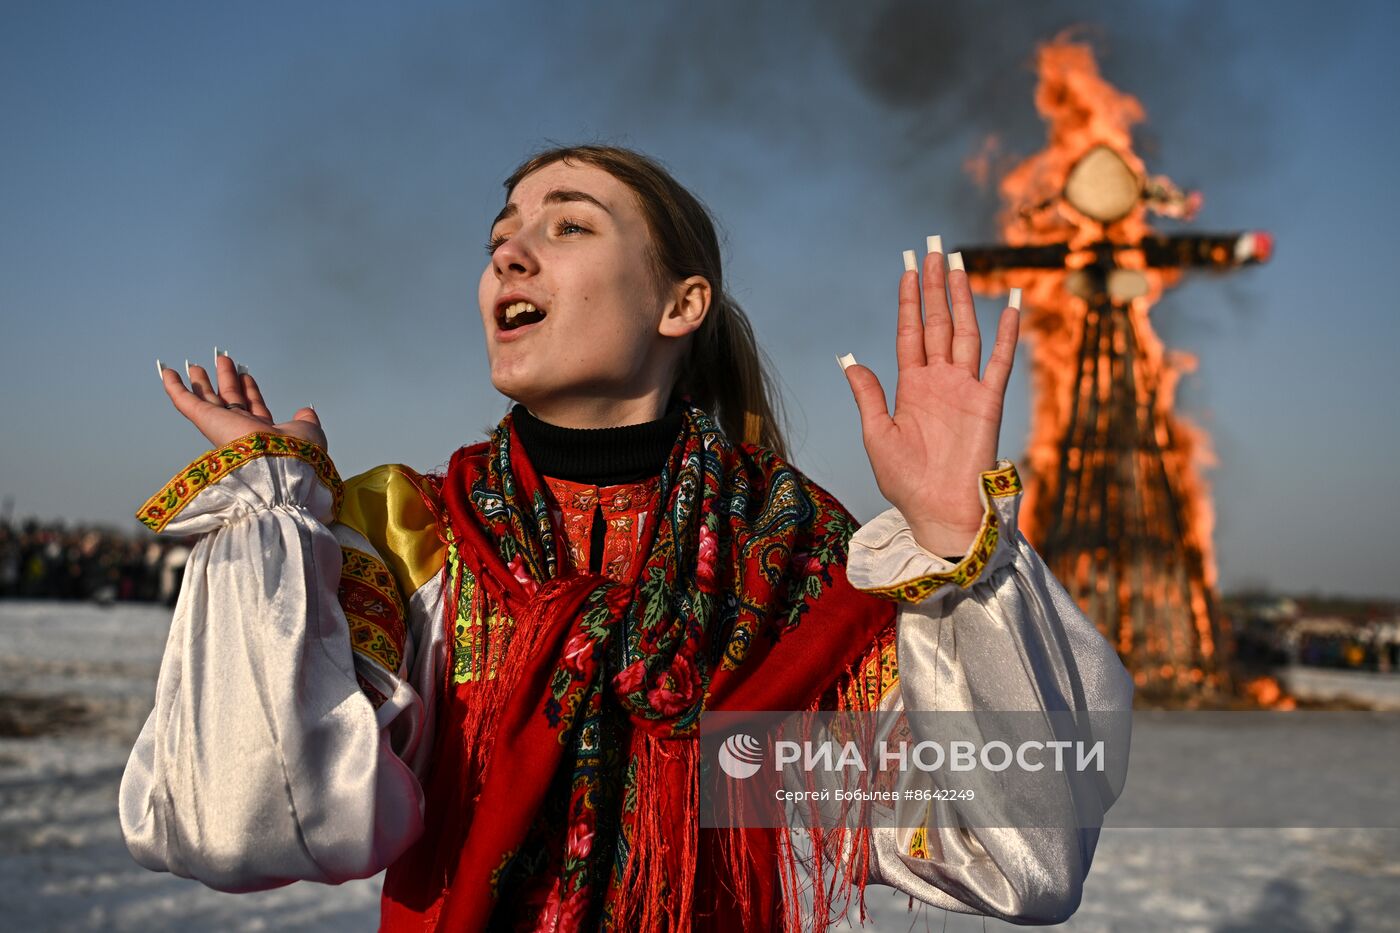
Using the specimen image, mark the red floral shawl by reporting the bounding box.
[380,404,898,931]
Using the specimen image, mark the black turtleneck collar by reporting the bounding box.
[511,400,685,485]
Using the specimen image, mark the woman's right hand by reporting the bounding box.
[157,351,327,452]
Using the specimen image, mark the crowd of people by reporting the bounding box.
[1229,596,1400,675]
[0,517,191,606]
[1289,620,1400,674]
[7,516,1396,683]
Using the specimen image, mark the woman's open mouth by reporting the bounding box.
[495,300,548,340]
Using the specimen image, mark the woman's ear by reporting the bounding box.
[658,276,711,338]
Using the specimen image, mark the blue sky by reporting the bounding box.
[2,0,1396,598]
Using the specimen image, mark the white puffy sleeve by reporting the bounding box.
[118,432,440,892]
[844,459,1135,925]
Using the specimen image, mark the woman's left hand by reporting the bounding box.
[841,242,1020,557]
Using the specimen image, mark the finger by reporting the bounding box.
[216,353,248,410]
[241,371,273,420]
[839,357,894,442]
[186,361,223,406]
[895,254,926,369]
[159,362,215,422]
[980,305,1021,397]
[922,240,952,365]
[946,253,981,377]
[292,405,320,426]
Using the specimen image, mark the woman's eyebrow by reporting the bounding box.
[491,189,613,228]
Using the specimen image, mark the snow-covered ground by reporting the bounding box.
[2,600,1397,932]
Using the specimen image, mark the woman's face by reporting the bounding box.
[479,160,702,423]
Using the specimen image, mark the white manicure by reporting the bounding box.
[902,249,917,272]
[237,363,248,375]
[926,235,943,255]
[1009,287,1022,310]
[837,352,857,371]
[156,358,165,379]
[184,359,192,380]
[948,252,965,272]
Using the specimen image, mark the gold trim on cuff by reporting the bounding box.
[856,461,1022,603]
[136,431,342,532]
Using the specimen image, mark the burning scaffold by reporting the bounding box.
[957,37,1272,705]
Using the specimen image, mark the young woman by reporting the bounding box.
[122,145,1132,931]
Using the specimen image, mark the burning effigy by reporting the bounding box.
[957,35,1274,707]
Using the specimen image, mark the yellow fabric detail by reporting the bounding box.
[339,546,404,611]
[982,459,1022,498]
[908,819,930,859]
[838,628,901,711]
[339,546,407,673]
[137,431,341,532]
[856,461,1022,604]
[448,543,515,684]
[336,464,446,598]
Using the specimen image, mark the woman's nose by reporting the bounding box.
[492,229,539,277]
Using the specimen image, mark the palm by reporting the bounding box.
[157,352,326,452]
[843,245,1020,554]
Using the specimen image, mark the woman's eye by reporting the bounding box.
[484,218,587,255]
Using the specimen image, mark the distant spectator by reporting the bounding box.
[0,515,195,604]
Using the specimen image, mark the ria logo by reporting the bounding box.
[717,733,764,779]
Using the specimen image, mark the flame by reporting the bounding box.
[965,34,1233,703]
[1241,675,1297,711]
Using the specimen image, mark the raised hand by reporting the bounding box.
[841,237,1020,557]
[156,349,326,452]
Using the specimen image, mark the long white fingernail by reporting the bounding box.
[926,235,943,256]
[837,352,857,371]
[184,359,192,380]
[902,249,917,272]
[219,347,230,358]
[948,252,965,272]
[1009,288,1022,310]
[156,358,165,379]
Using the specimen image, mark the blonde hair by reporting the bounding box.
[501,144,790,459]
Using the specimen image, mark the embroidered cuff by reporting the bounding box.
[846,460,1023,604]
[137,431,343,534]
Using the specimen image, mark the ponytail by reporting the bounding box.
[671,293,789,460]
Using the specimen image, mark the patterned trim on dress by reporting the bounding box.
[855,462,1022,604]
[448,542,514,684]
[136,431,342,532]
[983,460,1022,498]
[541,474,659,583]
[839,624,900,712]
[908,821,930,859]
[451,544,482,683]
[339,546,407,674]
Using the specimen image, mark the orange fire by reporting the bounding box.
[962,35,1264,703]
[1241,675,1297,711]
